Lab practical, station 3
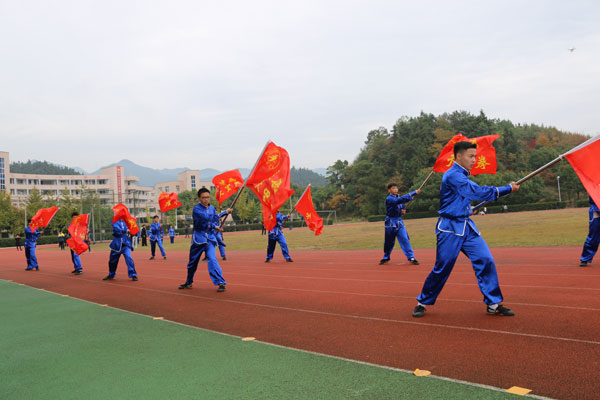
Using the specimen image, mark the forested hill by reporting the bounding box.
[290,167,327,187]
[314,110,589,217]
[10,160,81,175]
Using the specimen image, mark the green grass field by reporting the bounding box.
[153,208,588,252]
[0,281,526,399]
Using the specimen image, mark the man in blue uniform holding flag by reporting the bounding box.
[103,219,138,281]
[579,195,600,267]
[24,221,42,271]
[379,184,421,265]
[178,188,231,291]
[67,212,83,275]
[149,215,167,260]
[265,212,293,263]
[413,141,519,317]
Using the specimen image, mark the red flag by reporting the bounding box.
[29,206,59,231]
[294,185,323,236]
[66,214,89,255]
[564,137,600,207]
[246,142,295,230]
[433,133,499,175]
[112,203,139,235]
[212,169,244,206]
[158,192,182,213]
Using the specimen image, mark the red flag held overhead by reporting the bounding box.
[112,203,139,235]
[433,133,499,175]
[564,136,600,207]
[29,206,59,231]
[212,169,244,206]
[66,214,89,255]
[294,185,323,236]
[158,192,182,213]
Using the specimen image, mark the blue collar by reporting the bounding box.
[453,162,470,176]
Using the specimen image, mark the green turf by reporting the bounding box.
[0,280,525,399]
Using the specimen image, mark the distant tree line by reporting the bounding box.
[10,160,81,175]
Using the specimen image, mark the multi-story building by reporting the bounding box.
[1,151,156,217]
[154,170,214,195]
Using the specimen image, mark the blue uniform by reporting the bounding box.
[382,190,418,261]
[266,213,291,261]
[184,203,228,286]
[107,220,138,278]
[216,231,226,259]
[580,196,600,264]
[24,226,41,270]
[65,224,82,272]
[169,227,176,244]
[150,222,166,257]
[417,162,513,306]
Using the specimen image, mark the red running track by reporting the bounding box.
[1,246,599,399]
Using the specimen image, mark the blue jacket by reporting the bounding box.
[24,226,41,248]
[168,228,175,237]
[268,213,288,239]
[191,203,227,245]
[149,222,163,241]
[109,220,133,252]
[436,162,512,236]
[385,191,417,229]
[589,196,599,221]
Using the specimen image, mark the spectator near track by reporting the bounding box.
[579,195,600,267]
[168,225,176,244]
[149,216,166,260]
[413,141,519,318]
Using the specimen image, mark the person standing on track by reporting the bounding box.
[265,212,293,263]
[178,188,231,292]
[413,141,519,318]
[149,216,166,260]
[579,195,600,267]
[66,212,84,275]
[24,221,42,271]
[379,183,421,266]
[15,234,22,251]
[103,218,138,281]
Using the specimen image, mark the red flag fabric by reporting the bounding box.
[29,206,59,231]
[66,214,89,255]
[564,137,600,207]
[212,169,244,206]
[294,185,323,236]
[433,133,500,175]
[158,192,182,213]
[112,203,139,235]
[246,142,295,230]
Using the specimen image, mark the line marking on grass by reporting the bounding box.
[506,386,533,396]
[153,317,164,320]
[0,279,550,400]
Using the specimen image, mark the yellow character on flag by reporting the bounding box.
[446,154,455,167]
[220,179,226,185]
[306,212,312,219]
[228,178,236,183]
[271,178,282,194]
[263,188,271,202]
[475,156,490,169]
[225,184,232,192]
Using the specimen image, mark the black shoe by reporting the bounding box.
[217,284,226,292]
[487,304,515,316]
[25,268,32,271]
[265,259,271,263]
[580,261,588,267]
[286,258,294,262]
[102,275,114,280]
[379,259,389,265]
[73,270,82,275]
[35,267,39,271]
[409,258,420,265]
[178,283,192,289]
[131,276,138,281]
[412,305,426,317]
[163,256,167,260]
[149,256,155,260]
[222,257,226,261]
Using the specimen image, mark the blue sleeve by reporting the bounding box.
[387,191,416,206]
[451,173,506,202]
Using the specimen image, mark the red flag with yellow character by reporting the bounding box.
[66,214,89,255]
[564,136,600,207]
[294,185,323,236]
[158,192,182,213]
[433,133,499,175]
[112,203,139,235]
[212,169,244,206]
[246,141,295,230]
[29,206,59,231]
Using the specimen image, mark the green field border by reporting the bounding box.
[0,280,547,399]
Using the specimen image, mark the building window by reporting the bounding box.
[165,186,169,192]
[191,175,196,189]
[17,179,25,184]
[176,185,180,192]
[0,157,5,192]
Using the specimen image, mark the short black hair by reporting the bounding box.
[387,183,398,189]
[453,141,477,157]
[153,215,159,219]
[198,188,210,197]
[72,211,79,217]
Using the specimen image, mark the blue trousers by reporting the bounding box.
[25,246,38,269]
[151,239,166,257]
[580,217,600,263]
[186,242,226,286]
[417,224,503,306]
[170,236,174,244]
[266,235,290,260]
[383,223,415,261]
[71,249,82,271]
[218,244,226,258]
[107,247,137,278]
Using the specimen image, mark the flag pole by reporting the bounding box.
[291,184,311,214]
[220,140,272,229]
[405,170,434,210]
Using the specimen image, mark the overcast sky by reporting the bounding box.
[1,1,599,172]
